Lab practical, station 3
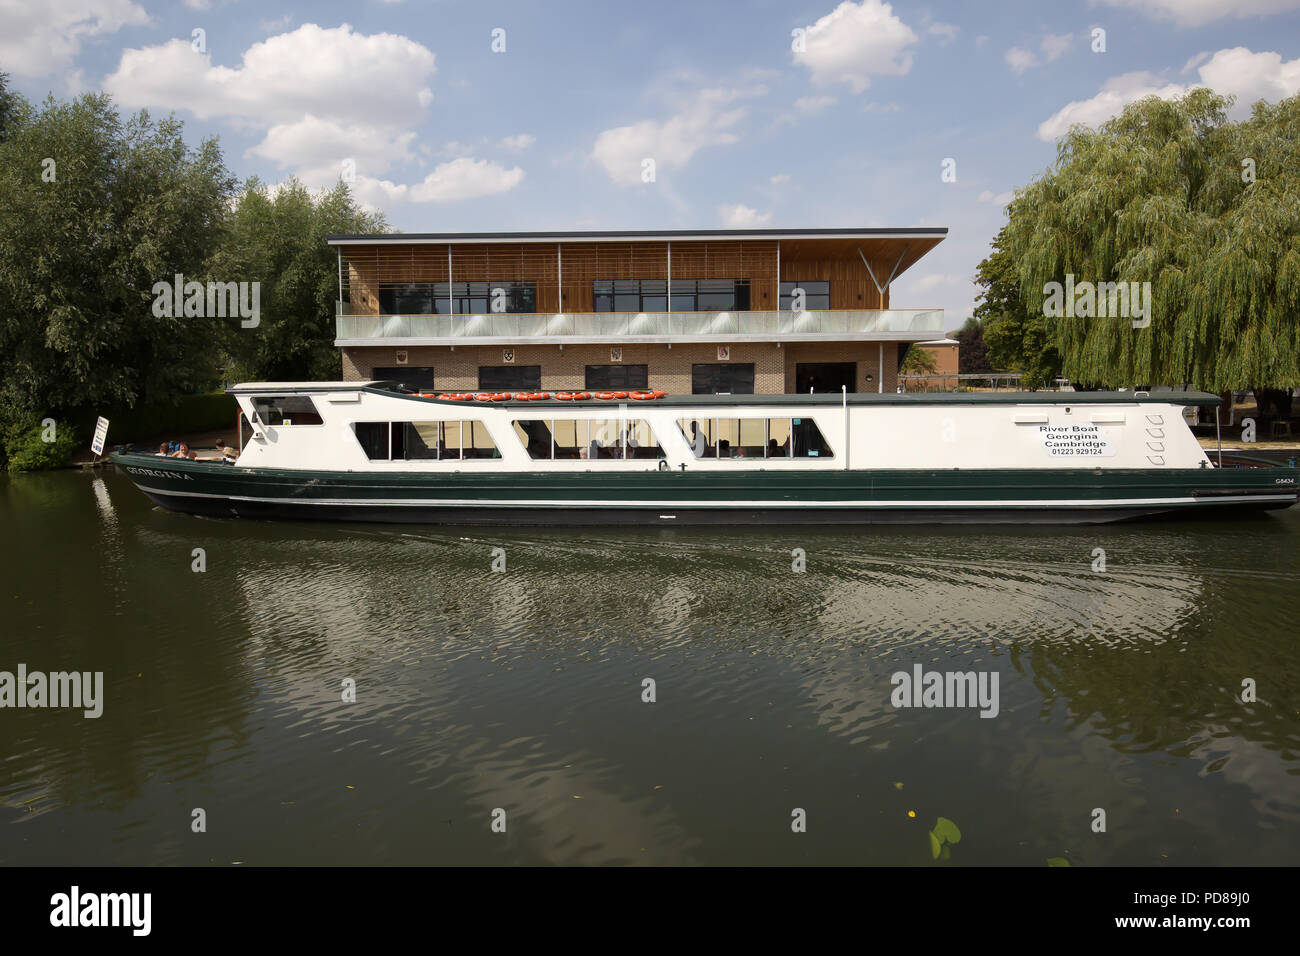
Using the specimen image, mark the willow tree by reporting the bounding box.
[999,88,1300,412]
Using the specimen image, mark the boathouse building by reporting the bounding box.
[328,228,947,395]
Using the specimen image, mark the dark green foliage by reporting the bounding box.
[210,177,386,383]
[86,393,239,446]
[4,419,80,473]
[953,316,995,375]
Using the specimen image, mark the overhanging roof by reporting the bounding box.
[326,227,947,245]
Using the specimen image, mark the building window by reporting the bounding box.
[691,363,755,394]
[373,366,435,391]
[351,420,499,461]
[677,418,832,459]
[252,395,324,426]
[377,281,536,315]
[479,365,542,391]
[510,419,664,460]
[585,365,649,390]
[779,281,830,311]
[593,279,750,312]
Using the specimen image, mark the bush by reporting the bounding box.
[4,419,81,473]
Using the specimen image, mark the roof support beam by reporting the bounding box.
[858,245,910,300]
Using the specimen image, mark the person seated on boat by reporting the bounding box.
[169,442,191,458]
[734,446,746,458]
[198,440,236,462]
[719,439,731,458]
[688,421,709,457]
[156,442,169,456]
[767,439,781,458]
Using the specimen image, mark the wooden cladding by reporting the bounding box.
[341,237,933,315]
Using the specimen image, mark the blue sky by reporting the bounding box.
[3,0,1299,329]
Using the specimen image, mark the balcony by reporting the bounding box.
[334,308,945,347]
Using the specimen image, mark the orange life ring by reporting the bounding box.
[491,392,510,401]
[474,393,492,402]
[572,391,592,401]
[613,391,629,400]
[513,392,531,401]
[651,390,667,399]
[556,392,575,401]
[629,390,654,401]
[595,391,615,400]
[532,392,551,400]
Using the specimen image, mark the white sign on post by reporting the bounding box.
[91,417,110,457]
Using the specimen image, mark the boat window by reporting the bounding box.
[676,418,832,459]
[351,420,499,461]
[253,395,324,426]
[511,419,664,460]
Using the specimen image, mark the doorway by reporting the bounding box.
[795,362,856,394]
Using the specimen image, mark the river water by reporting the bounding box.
[1,467,1297,865]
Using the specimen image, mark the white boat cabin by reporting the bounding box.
[227,382,1214,473]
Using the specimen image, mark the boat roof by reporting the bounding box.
[226,382,1222,406]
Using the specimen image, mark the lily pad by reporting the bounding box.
[933,816,962,844]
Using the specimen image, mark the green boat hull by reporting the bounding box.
[109,452,1300,526]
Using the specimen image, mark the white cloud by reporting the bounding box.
[1094,0,1300,28]
[861,101,902,113]
[794,95,836,113]
[591,86,760,185]
[259,15,293,33]
[105,24,435,127]
[1038,47,1300,140]
[1041,33,1073,62]
[718,203,772,228]
[928,22,959,44]
[978,189,1014,204]
[248,115,415,176]
[1006,33,1073,74]
[100,23,501,208]
[769,173,791,184]
[498,133,536,151]
[1005,48,1040,74]
[183,0,209,9]
[0,0,149,76]
[793,0,918,94]
[337,158,525,208]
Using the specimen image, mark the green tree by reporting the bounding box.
[209,177,387,383]
[900,344,939,374]
[0,91,235,447]
[952,316,995,375]
[1001,88,1300,410]
[973,227,1060,388]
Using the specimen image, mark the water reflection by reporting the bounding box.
[0,469,1296,865]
